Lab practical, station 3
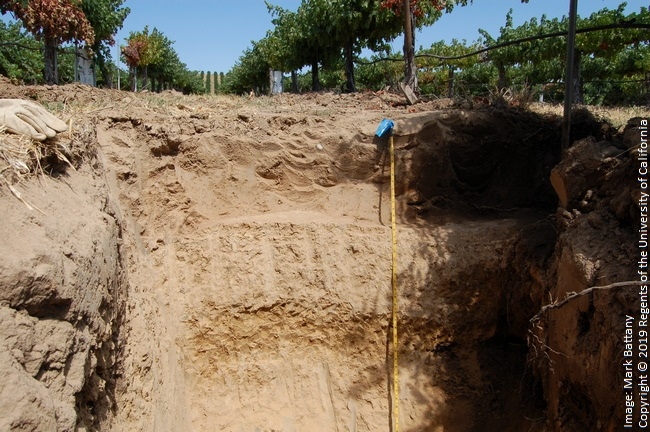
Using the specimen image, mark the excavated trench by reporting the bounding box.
[97,106,569,432]
[0,87,637,432]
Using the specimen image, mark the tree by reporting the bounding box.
[296,0,336,91]
[380,0,456,92]
[262,0,453,93]
[264,3,303,90]
[479,3,650,103]
[146,31,178,91]
[379,0,542,97]
[0,19,42,83]
[325,0,404,92]
[121,35,145,91]
[225,40,273,94]
[142,30,203,94]
[355,49,403,90]
[135,26,163,90]
[80,0,130,87]
[418,38,482,96]
[122,30,179,93]
[214,70,220,92]
[0,0,94,84]
[266,0,343,91]
[289,0,337,91]
[122,26,165,91]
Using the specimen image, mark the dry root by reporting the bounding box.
[528,280,642,367]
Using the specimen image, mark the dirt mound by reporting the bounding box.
[0,79,643,431]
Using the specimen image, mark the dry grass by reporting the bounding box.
[529,102,650,129]
[0,120,81,211]
[488,84,535,109]
[0,129,45,210]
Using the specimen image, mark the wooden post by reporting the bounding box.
[447,66,455,99]
[562,0,578,150]
[401,0,418,103]
[117,45,121,90]
[645,72,650,107]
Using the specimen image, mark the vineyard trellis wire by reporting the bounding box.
[355,22,650,65]
[354,20,650,106]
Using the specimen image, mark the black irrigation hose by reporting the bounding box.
[445,79,647,87]
[357,22,650,65]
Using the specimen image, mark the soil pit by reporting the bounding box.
[0,82,640,432]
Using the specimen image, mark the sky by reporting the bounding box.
[3,0,648,73]
[110,0,647,73]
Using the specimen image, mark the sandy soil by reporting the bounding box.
[0,79,644,431]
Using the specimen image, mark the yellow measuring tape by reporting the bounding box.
[389,133,400,432]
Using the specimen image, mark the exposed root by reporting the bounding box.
[529,280,643,325]
[528,280,642,369]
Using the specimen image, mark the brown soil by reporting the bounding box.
[0,79,643,432]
